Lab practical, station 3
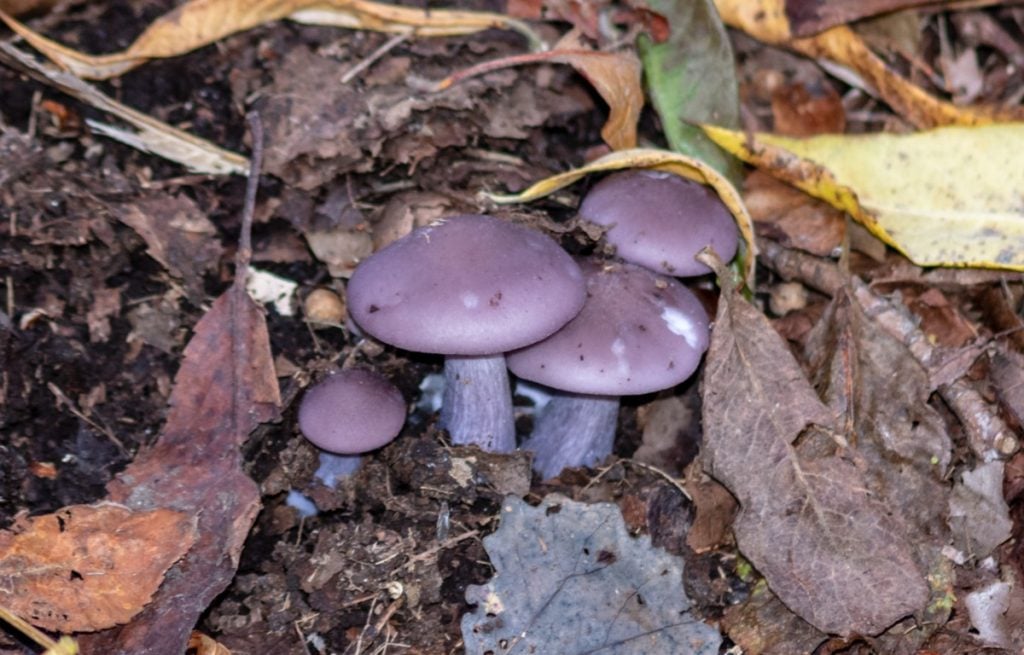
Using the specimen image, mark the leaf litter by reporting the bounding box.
[462,494,721,654]
[2,1,1024,653]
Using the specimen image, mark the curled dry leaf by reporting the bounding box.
[188,631,233,655]
[783,0,936,38]
[0,504,197,633]
[436,31,642,151]
[712,0,1024,128]
[487,147,756,287]
[0,0,538,81]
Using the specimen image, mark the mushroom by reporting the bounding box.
[506,259,710,479]
[578,170,738,277]
[298,368,406,454]
[347,214,585,452]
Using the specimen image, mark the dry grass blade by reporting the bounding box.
[0,41,248,175]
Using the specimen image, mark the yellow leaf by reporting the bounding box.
[702,122,1024,271]
[0,0,538,80]
[712,0,1024,129]
[488,148,756,285]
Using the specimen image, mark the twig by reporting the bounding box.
[47,382,126,453]
[341,33,408,84]
[237,111,263,272]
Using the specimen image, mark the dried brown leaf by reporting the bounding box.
[769,81,845,136]
[76,274,279,653]
[721,581,825,655]
[743,170,844,258]
[86,286,122,343]
[0,0,56,15]
[188,631,233,655]
[116,195,223,303]
[701,264,928,636]
[682,464,738,553]
[437,32,642,150]
[804,284,954,644]
[0,504,196,632]
[784,0,935,38]
[948,461,1012,559]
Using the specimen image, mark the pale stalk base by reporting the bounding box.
[524,394,619,480]
[440,355,515,453]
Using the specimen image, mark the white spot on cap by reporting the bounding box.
[662,307,699,347]
[611,337,630,376]
[461,292,479,309]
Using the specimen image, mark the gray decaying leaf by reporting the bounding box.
[964,580,1013,648]
[948,460,1012,559]
[462,495,720,655]
[701,279,928,636]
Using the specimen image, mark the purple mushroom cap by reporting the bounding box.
[298,369,406,454]
[578,170,738,277]
[507,259,710,395]
[347,214,585,355]
[346,214,586,453]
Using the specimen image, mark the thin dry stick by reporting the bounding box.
[341,33,408,84]
[47,382,126,453]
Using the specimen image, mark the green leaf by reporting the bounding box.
[638,0,743,185]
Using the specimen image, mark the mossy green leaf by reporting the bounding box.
[639,0,743,185]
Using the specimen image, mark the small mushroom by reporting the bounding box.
[506,259,710,479]
[298,368,406,454]
[579,170,738,277]
[347,214,585,452]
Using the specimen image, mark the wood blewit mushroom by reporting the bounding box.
[579,170,739,277]
[506,259,710,479]
[347,214,585,453]
[299,368,407,454]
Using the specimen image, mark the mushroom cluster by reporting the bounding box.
[332,172,735,480]
[507,170,737,478]
[346,214,585,452]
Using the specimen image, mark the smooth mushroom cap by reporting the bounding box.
[347,214,586,355]
[578,170,738,277]
[298,369,406,454]
[506,259,710,396]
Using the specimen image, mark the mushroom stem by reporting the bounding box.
[441,355,516,452]
[314,452,363,488]
[524,393,619,480]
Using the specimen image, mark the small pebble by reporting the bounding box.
[304,288,346,325]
